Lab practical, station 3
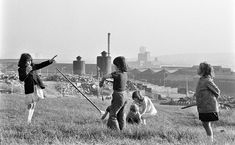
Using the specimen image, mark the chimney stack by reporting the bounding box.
[108,33,111,56]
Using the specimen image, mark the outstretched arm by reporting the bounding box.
[137,112,143,124]
[99,73,112,87]
[33,55,56,70]
[140,98,147,116]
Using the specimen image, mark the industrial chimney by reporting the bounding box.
[108,33,111,56]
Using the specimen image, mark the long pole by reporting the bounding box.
[56,68,102,113]
[181,103,196,109]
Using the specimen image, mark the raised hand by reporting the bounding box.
[50,55,57,63]
[100,110,105,115]
[26,65,32,74]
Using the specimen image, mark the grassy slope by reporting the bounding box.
[0,94,234,145]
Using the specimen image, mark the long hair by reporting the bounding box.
[113,56,127,72]
[132,90,144,102]
[18,53,33,68]
[198,62,215,78]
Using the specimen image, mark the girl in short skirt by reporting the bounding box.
[18,53,55,124]
[195,62,220,143]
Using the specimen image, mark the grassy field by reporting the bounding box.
[0,93,235,145]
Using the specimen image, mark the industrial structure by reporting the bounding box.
[73,56,85,75]
[96,33,112,77]
[97,51,111,77]
[127,47,160,68]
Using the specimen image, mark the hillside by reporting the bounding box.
[1,94,234,145]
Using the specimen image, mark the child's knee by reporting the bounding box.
[27,103,36,109]
[27,104,32,109]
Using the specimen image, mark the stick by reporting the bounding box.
[56,68,102,113]
[181,103,196,109]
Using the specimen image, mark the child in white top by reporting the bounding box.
[132,90,157,125]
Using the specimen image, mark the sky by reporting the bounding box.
[1,0,235,65]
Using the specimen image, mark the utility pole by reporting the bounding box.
[163,70,166,87]
[97,66,100,98]
[108,33,111,56]
[186,77,188,97]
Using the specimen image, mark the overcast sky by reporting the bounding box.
[1,0,234,63]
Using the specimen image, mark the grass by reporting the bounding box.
[0,94,235,145]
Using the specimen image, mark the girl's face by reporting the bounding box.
[133,98,138,102]
[114,65,119,71]
[197,66,202,76]
[26,60,32,66]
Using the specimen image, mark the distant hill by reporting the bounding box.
[157,53,235,71]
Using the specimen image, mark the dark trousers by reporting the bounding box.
[107,91,126,130]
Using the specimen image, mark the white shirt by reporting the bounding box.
[135,96,157,116]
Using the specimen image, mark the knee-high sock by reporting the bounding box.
[28,109,34,123]
[27,103,36,123]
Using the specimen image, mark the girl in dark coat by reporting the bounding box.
[195,62,220,143]
[18,53,56,124]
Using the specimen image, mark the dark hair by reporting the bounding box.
[130,104,139,112]
[18,53,33,68]
[198,62,214,78]
[113,56,127,72]
[132,90,144,101]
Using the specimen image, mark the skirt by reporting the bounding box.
[25,86,44,105]
[199,112,219,122]
[25,93,40,105]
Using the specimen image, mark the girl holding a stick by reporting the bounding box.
[99,56,128,130]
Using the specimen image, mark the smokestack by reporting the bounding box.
[108,33,110,56]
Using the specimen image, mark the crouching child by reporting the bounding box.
[126,104,142,124]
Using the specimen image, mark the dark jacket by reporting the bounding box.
[18,60,53,94]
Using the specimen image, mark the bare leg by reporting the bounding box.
[142,119,146,125]
[27,102,36,124]
[202,122,213,143]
